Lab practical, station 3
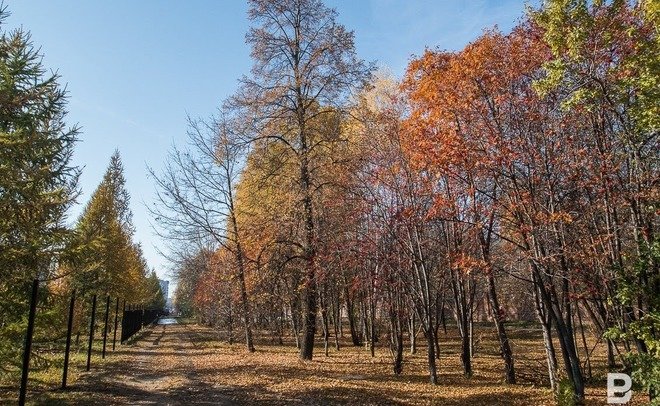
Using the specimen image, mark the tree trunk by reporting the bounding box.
[278,306,284,345]
[426,326,439,385]
[300,273,317,361]
[390,312,404,375]
[468,305,474,359]
[360,300,369,352]
[541,319,559,391]
[576,302,591,379]
[441,305,447,334]
[330,290,340,351]
[533,275,558,391]
[451,273,472,377]
[369,298,376,358]
[290,302,301,349]
[299,130,317,361]
[235,252,254,352]
[321,293,330,357]
[460,325,472,378]
[486,272,516,384]
[337,293,344,338]
[345,284,361,346]
[553,280,585,402]
[433,323,440,360]
[227,298,234,345]
[409,313,417,354]
[607,339,616,369]
[433,294,442,359]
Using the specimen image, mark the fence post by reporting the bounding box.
[112,297,119,350]
[120,301,127,344]
[102,296,110,359]
[18,279,39,406]
[62,289,76,389]
[86,295,97,371]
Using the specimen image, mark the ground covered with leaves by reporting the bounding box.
[2,321,646,405]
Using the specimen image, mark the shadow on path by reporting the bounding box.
[43,323,238,405]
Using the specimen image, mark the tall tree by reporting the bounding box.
[150,114,256,352]
[70,152,146,301]
[0,6,79,364]
[232,0,372,361]
[401,31,529,385]
[173,248,214,318]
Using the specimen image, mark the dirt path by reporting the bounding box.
[60,323,238,405]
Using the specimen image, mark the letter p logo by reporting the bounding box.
[607,373,632,404]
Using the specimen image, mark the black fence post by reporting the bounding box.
[102,296,110,359]
[120,301,126,344]
[112,297,119,351]
[18,279,39,406]
[86,295,97,371]
[62,289,76,389]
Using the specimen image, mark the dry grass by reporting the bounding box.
[0,335,118,405]
[1,321,648,405]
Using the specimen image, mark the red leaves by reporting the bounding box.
[401,25,550,186]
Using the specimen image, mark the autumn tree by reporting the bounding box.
[402,33,528,385]
[534,0,659,400]
[145,270,166,310]
[348,74,446,383]
[233,137,305,348]
[230,0,372,360]
[173,248,213,318]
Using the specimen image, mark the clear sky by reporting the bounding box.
[4,0,533,286]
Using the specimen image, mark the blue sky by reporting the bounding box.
[4,0,532,288]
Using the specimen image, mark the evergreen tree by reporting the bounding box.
[0,6,79,364]
[70,151,145,300]
[103,150,134,234]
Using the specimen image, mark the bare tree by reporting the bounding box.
[149,113,255,352]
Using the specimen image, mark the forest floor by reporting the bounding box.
[4,320,647,405]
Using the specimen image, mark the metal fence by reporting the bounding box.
[120,307,161,343]
[17,279,161,406]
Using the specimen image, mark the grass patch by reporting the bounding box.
[0,328,133,405]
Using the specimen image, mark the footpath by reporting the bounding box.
[57,321,237,405]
